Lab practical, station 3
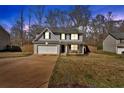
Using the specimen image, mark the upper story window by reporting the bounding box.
[61,34,66,40]
[120,40,124,43]
[45,31,50,39]
[71,34,78,40]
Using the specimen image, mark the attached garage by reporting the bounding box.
[117,46,124,54]
[37,45,58,54]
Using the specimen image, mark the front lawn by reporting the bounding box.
[48,53,124,88]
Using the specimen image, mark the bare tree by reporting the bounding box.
[45,9,72,29]
[69,5,91,41]
[28,7,32,41]
[10,8,25,46]
[34,5,45,26]
[105,12,114,32]
[20,8,24,46]
[10,20,22,46]
[45,9,58,28]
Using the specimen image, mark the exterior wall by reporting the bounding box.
[0,31,10,50]
[34,44,38,54]
[103,35,117,53]
[33,28,84,55]
[55,34,60,40]
[59,34,83,42]
[54,33,83,41]
[39,32,58,41]
[33,43,60,54]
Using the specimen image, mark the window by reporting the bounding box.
[71,45,78,51]
[71,34,78,40]
[120,40,124,43]
[61,34,66,40]
[45,31,50,39]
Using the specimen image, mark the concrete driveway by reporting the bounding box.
[0,55,58,88]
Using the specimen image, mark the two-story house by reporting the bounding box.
[103,31,124,54]
[32,28,84,55]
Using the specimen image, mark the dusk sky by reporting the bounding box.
[1,5,124,32]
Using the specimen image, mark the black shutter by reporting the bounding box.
[60,34,61,40]
[78,34,79,40]
[65,34,66,40]
[70,34,71,40]
[43,32,45,39]
[49,32,51,39]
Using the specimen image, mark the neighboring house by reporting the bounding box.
[0,26,10,51]
[32,28,84,55]
[103,32,124,54]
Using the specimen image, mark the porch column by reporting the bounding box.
[65,45,68,54]
[82,45,84,54]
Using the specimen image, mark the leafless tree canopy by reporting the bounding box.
[9,6,124,48]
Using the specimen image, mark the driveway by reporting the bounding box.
[0,55,58,88]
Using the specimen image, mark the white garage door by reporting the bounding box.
[117,48,124,54]
[38,45,58,54]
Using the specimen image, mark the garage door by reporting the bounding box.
[117,48,124,54]
[38,45,58,54]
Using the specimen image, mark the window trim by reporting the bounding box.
[71,45,78,51]
[71,34,78,40]
[61,33,66,40]
[45,31,50,39]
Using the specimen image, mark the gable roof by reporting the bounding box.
[51,27,83,34]
[33,27,83,35]
[32,28,58,42]
[109,32,124,40]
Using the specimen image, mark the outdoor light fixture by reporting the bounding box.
[45,42,48,45]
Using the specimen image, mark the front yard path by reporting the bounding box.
[0,55,58,88]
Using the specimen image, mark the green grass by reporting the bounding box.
[0,52,32,58]
[48,53,124,88]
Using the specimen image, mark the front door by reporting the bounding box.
[61,45,65,53]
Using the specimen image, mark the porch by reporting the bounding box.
[60,44,84,55]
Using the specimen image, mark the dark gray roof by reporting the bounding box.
[34,27,83,34]
[109,32,124,40]
[51,28,83,34]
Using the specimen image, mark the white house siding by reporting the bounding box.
[55,34,60,40]
[33,44,38,54]
[33,28,84,55]
[39,31,57,41]
[103,35,117,53]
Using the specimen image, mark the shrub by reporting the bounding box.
[9,46,22,52]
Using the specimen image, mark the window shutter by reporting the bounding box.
[78,34,79,40]
[43,32,45,39]
[65,34,67,40]
[49,32,51,39]
[60,34,61,40]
